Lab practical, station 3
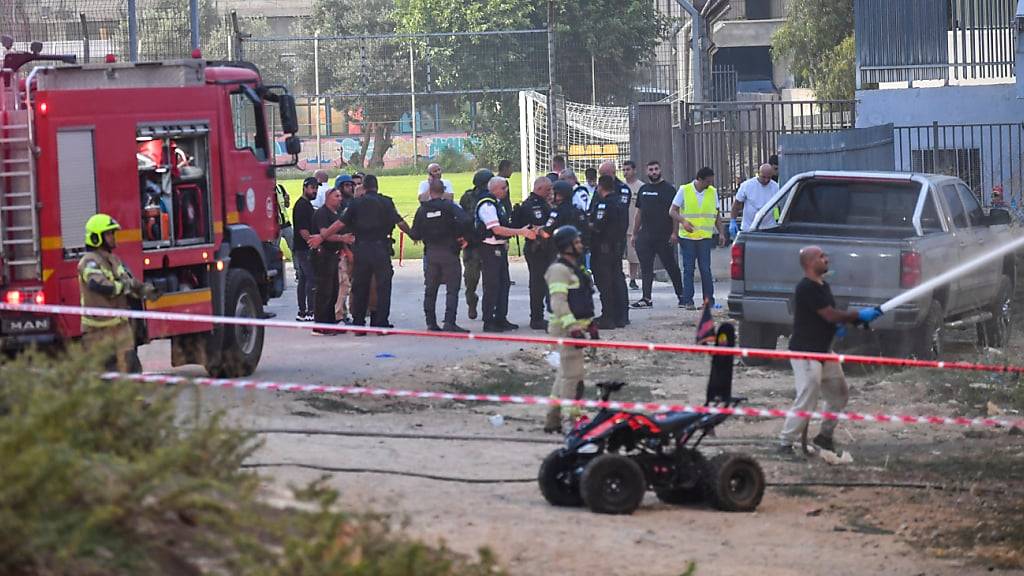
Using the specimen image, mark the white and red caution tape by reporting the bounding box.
[104,371,1024,430]
[5,301,1024,375]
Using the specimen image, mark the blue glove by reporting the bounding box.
[835,324,848,340]
[857,307,883,324]
[728,219,739,238]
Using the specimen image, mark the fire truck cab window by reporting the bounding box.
[137,125,213,249]
[230,90,268,162]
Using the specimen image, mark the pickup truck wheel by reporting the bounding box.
[912,299,944,360]
[978,276,1012,348]
[737,322,779,366]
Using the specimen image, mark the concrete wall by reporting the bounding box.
[856,83,1022,127]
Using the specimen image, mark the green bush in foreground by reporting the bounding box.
[0,346,500,575]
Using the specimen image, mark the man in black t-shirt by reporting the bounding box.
[630,160,685,308]
[292,177,319,322]
[778,246,882,455]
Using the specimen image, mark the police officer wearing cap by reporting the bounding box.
[545,180,589,255]
[339,174,412,329]
[544,225,598,432]
[78,214,160,371]
[459,169,493,320]
[410,180,472,332]
[512,176,556,330]
[589,175,629,329]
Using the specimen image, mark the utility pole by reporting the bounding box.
[547,0,559,158]
[314,33,322,170]
[128,0,138,62]
[190,0,200,51]
[410,43,418,169]
[675,0,703,102]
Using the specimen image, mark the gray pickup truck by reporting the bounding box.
[727,171,1018,361]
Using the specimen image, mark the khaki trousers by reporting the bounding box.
[82,322,140,373]
[545,326,586,429]
[778,359,849,443]
[335,251,352,321]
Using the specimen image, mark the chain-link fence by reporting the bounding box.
[239,29,550,173]
[0,0,206,63]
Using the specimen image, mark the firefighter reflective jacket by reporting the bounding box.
[77,249,144,330]
[545,257,595,333]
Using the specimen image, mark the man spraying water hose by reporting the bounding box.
[778,246,882,456]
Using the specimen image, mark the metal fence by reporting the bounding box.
[239,29,549,171]
[0,0,199,63]
[893,122,1024,205]
[856,0,1017,86]
[679,100,856,200]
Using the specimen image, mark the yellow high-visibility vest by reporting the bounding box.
[678,182,718,240]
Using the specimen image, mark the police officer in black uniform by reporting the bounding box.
[598,160,632,325]
[589,174,629,329]
[459,169,493,320]
[512,176,556,330]
[545,180,589,250]
[476,176,536,332]
[411,180,471,333]
[337,174,412,330]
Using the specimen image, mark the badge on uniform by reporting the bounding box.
[426,210,442,218]
[534,208,544,220]
[620,195,630,204]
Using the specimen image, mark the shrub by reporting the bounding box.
[0,345,500,575]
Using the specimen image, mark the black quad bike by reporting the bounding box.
[538,323,766,515]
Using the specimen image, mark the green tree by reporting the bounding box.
[298,0,409,169]
[771,0,854,100]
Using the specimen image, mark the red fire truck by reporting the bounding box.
[0,44,301,377]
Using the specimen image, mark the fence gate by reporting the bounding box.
[678,100,856,200]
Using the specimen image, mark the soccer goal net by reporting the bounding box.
[518,90,630,199]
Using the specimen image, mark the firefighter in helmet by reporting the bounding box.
[543,225,598,433]
[78,213,159,372]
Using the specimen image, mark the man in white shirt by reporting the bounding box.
[311,169,331,209]
[477,176,536,332]
[730,163,779,237]
[417,163,454,202]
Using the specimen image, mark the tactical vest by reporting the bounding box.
[678,182,718,240]
[77,249,133,330]
[547,257,595,322]
[475,191,509,241]
[419,199,457,246]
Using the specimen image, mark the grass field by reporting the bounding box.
[278,172,524,260]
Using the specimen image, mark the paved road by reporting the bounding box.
[139,247,733,384]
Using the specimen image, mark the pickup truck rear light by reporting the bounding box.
[900,251,922,288]
[730,243,744,280]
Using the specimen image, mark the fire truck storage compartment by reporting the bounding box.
[56,129,98,260]
[137,123,212,249]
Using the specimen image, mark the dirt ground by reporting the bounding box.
[178,299,1024,576]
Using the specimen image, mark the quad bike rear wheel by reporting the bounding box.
[704,453,765,512]
[580,454,646,515]
[655,449,709,505]
[538,449,583,507]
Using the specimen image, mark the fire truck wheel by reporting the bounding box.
[213,268,265,377]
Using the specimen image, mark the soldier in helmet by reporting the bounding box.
[78,213,159,372]
[543,225,598,433]
[458,168,494,320]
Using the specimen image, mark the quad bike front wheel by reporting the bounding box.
[580,454,646,515]
[538,449,584,507]
[704,453,765,512]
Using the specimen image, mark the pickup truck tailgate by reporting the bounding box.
[742,233,903,309]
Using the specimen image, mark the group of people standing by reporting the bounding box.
[278,156,786,339]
